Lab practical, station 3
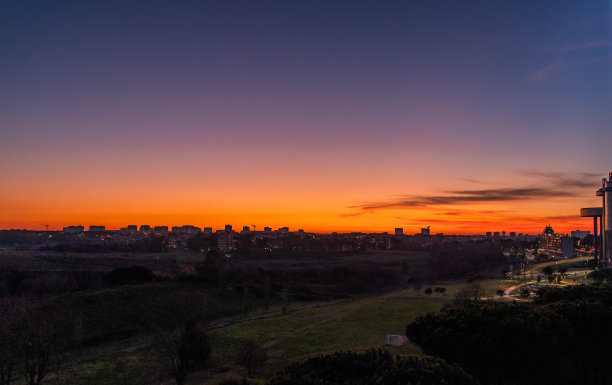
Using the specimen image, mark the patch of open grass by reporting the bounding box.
[208,291,447,383]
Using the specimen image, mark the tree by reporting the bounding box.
[411,278,422,296]
[195,249,226,285]
[234,339,267,378]
[455,282,485,302]
[0,268,25,296]
[20,304,71,385]
[104,266,154,285]
[496,289,505,297]
[406,302,572,385]
[149,293,211,385]
[267,349,477,385]
[588,268,612,284]
[424,287,432,295]
[434,287,446,296]
[542,266,554,277]
[0,299,23,385]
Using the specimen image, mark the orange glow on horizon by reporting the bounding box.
[0,143,603,236]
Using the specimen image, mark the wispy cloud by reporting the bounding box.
[519,170,602,188]
[344,170,598,217]
[542,41,612,53]
[393,214,586,227]
[436,210,510,216]
[349,187,580,212]
[338,212,369,218]
[529,61,567,81]
[529,56,612,81]
[457,178,494,185]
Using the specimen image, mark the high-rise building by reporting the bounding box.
[395,228,403,236]
[421,226,430,236]
[538,225,564,255]
[561,237,575,258]
[89,225,105,232]
[63,225,84,233]
[154,226,168,234]
[217,228,234,251]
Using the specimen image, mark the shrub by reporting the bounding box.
[267,349,477,385]
[104,266,154,285]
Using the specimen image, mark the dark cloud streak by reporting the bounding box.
[519,170,602,188]
[350,187,580,211]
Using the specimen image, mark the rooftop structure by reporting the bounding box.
[581,172,612,262]
[542,224,555,235]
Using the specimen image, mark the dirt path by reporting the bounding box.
[503,283,525,297]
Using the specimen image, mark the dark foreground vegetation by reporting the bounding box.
[0,234,590,385]
[407,284,612,385]
[267,349,477,385]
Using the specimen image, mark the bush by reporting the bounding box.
[587,268,612,283]
[407,294,612,385]
[234,339,267,378]
[267,349,477,385]
[104,266,154,285]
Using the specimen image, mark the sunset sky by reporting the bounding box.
[1,0,611,234]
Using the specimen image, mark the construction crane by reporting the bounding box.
[41,223,50,231]
[251,225,256,232]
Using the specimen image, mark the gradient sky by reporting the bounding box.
[1,0,611,234]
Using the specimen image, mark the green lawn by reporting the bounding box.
[526,256,593,274]
[207,290,452,383]
[45,278,522,385]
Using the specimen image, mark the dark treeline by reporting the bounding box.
[187,234,381,258]
[407,285,612,385]
[427,240,507,280]
[225,263,403,301]
[176,250,406,301]
[0,230,66,247]
[0,268,105,297]
[0,291,214,385]
[39,235,169,253]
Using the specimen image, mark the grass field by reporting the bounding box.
[1,249,525,384]
[51,286,458,384]
[203,278,515,384]
[46,292,440,384]
[37,276,521,385]
[526,256,593,274]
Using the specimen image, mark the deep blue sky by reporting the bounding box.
[1,0,611,231]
